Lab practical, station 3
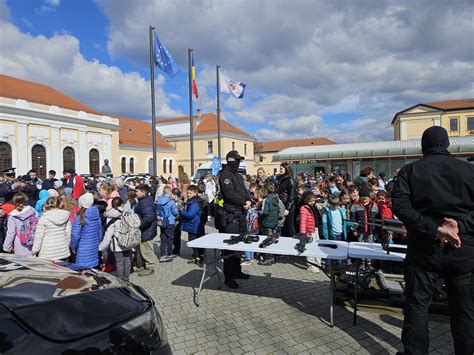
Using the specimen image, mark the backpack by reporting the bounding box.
[246,207,260,235]
[16,214,39,251]
[156,201,172,228]
[115,212,141,249]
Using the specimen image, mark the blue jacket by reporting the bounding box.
[321,207,353,240]
[180,196,202,234]
[135,195,157,242]
[70,206,103,268]
[156,195,178,226]
[35,190,49,216]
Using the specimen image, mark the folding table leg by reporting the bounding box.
[195,262,207,307]
[329,260,335,327]
[214,249,221,289]
[353,259,361,325]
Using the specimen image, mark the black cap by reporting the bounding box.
[421,126,449,155]
[359,187,371,198]
[64,168,76,174]
[2,167,16,176]
[226,150,244,161]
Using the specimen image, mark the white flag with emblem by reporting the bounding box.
[219,71,246,99]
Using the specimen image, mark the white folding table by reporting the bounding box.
[187,233,349,327]
[348,242,407,324]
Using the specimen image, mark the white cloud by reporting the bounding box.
[0,21,180,119]
[0,0,10,21]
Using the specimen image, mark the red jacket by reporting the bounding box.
[377,201,393,221]
[68,175,85,200]
[299,204,316,234]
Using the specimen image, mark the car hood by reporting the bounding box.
[0,254,151,341]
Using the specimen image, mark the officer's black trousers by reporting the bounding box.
[222,216,245,281]
[402,265,474,355]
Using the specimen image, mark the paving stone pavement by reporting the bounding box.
[130,228,453,354]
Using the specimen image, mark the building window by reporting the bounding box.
[32,144,47,179]
[121,157,126,174]
[163,159,167,174]
[129,157,135,174]
[208,141,213,154]
[169,160,173,174]
[89,149,100,175]
[468,117,474,131]
[63,147,75,172]
[450,118,459,132]
[244,144,247,155]
[259,155,264,163]
[232,141,235,150]
[0,142,12,173]
[148,158,154,174]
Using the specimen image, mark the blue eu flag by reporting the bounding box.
[153,32,180,78]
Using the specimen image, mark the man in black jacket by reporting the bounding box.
[135,184,157,277]
[218,150,252,289]
[392,126,474,355]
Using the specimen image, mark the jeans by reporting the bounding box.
[188,233,204,258]
[160,225,175,257]
[114,250,131,281]
[244,251,254,261]
[173,222,181,255]
[403,265,474,355]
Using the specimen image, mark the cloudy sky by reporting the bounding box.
[0,0,472,142]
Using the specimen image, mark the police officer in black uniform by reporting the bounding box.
[218,150,252,289]
[392,126,474,355]
[0,168,24,203]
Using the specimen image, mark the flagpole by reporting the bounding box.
[149,25,157,176]
[216,65,222,160]
[188,48,195,176]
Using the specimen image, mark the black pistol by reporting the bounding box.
[259,234,279,248]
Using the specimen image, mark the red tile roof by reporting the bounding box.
[157,112,254,139]
[254,138,336,153]
[118,117,174,149]
[0,74,100,115]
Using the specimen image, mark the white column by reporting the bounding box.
[17,122,28,173]
[79,129,88,174]
[103,132,112,171]
[51,126,61,174]
[400,121,407,140]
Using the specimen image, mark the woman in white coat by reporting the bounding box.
[32,197,71,261]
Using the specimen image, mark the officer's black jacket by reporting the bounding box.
[277,175,297,209]
[392,149,474,249]
[218,165,250,209]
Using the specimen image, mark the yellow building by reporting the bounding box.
[156,110,256,175]
[254,138,336,175]
[392,98,474,140]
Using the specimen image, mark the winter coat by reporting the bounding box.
[377,201,394,221]
[350,200,379,234]
[261,193,280,229]
[32,209,71,261]
[118,187,128,203]
[135,195,157,242]
[70,206,103,268]
[35,190,50,216]
[156,195,178,226]
[180,196,202,234]
[3,206,39,256]
[322,207,353,240]
[99,207,129,252]
[67,174,85,200]
[278,175,297,209]
[299,204,316,235]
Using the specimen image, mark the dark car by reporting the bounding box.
[0,254,171,354]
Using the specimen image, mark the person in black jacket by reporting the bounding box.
[277,162,297,236]
[218,150,252,289]
[392,126,474,355]
[134,184,157,277]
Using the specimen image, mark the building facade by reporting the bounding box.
[392,99,474,140]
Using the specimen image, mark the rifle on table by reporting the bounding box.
[223,233,260,245]
[259,233,279,248]
[292,233,313,253]
[349,218,406,254]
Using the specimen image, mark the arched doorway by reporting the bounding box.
[89,149,100,176]
[63,147,75,172]
[121,157,126,174]
[0,142,12,173]
[32,144,47,179]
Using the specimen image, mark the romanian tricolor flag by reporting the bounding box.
[191,53,198,99]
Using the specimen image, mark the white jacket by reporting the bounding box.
[99,207,129,252]
[33,209,71,261]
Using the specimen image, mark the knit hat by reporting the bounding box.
[63,187,73,196]
[78,193,94,208]
[54,180,63,189]
[421,126,449,155]
[359,187,371,198]
[113,177,124,189]
[48,189,59,197]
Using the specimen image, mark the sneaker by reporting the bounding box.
[224,279,239,289]
[138,268,155,277]
[234,273,250,280]
[241,260,254,266]
[307,265,320,273]
[159,256,172,263]
[258,258,273,266]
